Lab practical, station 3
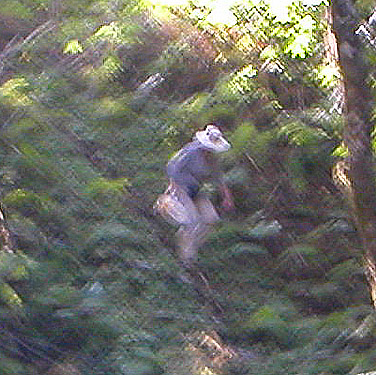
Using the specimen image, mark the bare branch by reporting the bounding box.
[0,20,57,76]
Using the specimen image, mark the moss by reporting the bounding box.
[277,244,330,279]
[230,303,301,349]
[4,189,48,217]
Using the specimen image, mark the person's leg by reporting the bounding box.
[188,195,221,258]
[177,195,220,267]
[173,188,202,266]
[155,180,199,226]
[194,195,220,224]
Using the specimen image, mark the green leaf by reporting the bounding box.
[1,0,33,19]
[332,143,349,158]
[249,219,282,238]
[0,282,22,307]
[85,177,128,197]
[279,121,330,146]
[63,39,84,55]
[284,33,312,58]
[0,78,32,106]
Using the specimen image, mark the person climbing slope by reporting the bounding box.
[155,124,234,267]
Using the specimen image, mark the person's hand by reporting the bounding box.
[221,196,235,212]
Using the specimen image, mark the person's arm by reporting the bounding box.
[219,180,234,211]
[167,146,200,198]
[204,151,234,211]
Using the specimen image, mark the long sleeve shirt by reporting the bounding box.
[167,140,221,198]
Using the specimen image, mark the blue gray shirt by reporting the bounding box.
[167,139,221,198]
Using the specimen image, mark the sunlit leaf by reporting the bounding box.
[315,64,341,88]
[229,64,257,95]
[299,15,315,31]
[205,0,238,25]
[91,22,127,44]
[267,0,293,22]
[63,39,84,55]
[102,55,122,74]
[260,45,278,60]
[0,78,32,106]
[285,33,312,58]
[332,143,349,158]
[0,282,22,307]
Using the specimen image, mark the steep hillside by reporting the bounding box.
[0,1,376,375]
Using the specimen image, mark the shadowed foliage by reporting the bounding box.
[1,1,376,375]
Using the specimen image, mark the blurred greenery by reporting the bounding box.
[0,0,375,374]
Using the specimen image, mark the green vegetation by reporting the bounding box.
[0,0,376,374]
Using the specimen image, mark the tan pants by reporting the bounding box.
[174,190,220,267]
[155,181,220,266]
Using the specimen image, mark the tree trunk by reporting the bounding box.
[331,2,376,307]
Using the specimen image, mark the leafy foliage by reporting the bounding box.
[0,0,375,375]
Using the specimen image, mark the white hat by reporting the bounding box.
[195,125,231,153]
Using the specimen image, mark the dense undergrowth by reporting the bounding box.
[1,1,376,374]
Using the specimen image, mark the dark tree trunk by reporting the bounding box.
[331,1,376,307]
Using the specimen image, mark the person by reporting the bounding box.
[155,124,234,267]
